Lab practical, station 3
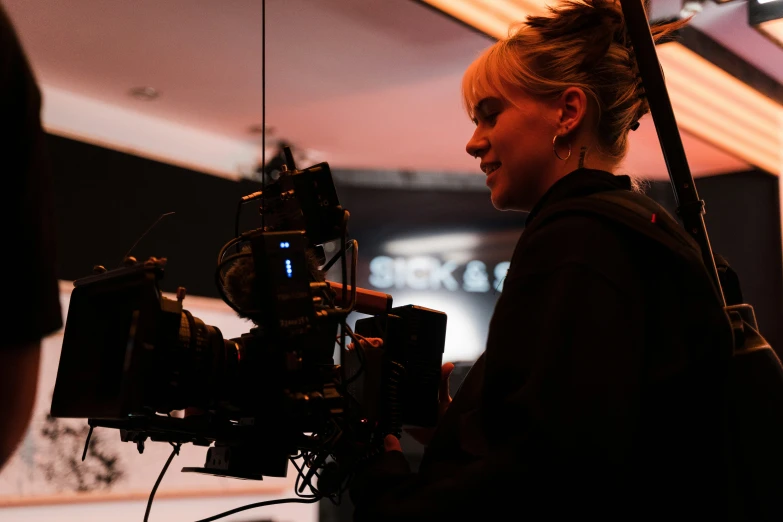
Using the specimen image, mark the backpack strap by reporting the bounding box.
[527,189,713,291]
[530,189,783,519]
[529,189,772,353]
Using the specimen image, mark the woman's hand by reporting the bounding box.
[402,361,455,447]
[384,433,403,452]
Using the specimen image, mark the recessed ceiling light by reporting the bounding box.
[129,86,160,101]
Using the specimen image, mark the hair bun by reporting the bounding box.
[554,1,627,71]
[524,1,627,71]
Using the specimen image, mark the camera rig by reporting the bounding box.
[49,156,447,507]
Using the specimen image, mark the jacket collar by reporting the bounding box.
[525,168,633,226]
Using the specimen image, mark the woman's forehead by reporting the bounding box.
[464,63,507,111]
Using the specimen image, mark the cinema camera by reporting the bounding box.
[49,156,447,505]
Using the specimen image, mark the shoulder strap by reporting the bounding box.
[527,189,723,303]
[530,189,699,262]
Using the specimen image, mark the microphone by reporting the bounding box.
[221,246,392,321]
[221,244,326,323]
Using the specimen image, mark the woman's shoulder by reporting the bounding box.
[524,207,635,254]
[508,210,648,285]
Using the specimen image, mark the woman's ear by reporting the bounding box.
[556,87,588,136]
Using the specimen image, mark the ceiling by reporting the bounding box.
[1,0,776,182]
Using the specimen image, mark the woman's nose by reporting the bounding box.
[466,131,488,159]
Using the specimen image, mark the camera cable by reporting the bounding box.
[143,442,181,522]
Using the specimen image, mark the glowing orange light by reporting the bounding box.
[419,0,783,174]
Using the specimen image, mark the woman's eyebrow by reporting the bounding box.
[474,97,500,114]
[474,98,489,114]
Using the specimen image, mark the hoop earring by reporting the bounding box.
[552,134,571,161]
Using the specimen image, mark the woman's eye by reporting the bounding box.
[473,112,497,126]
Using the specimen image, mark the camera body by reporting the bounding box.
[49,159,447,490]
[52,238,341,478]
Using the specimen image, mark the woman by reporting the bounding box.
[350,1,736,519]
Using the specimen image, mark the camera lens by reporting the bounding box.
[149,309,238,413]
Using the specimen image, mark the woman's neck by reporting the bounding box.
[556,138,617,180]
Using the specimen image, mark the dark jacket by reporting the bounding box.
[350,169,735,521]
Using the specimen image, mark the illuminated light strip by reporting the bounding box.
[756,18,783,46]
[750,0,783,53]
[669,104,780,175]
[658,43,783,174]
[384,232,481,256]
[418,0,783,175]
[419,0,550,39]
[661,58,780,161]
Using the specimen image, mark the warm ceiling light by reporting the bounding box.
[657,42,782,174]
[418,0,551,39]
[417,0,783,174]
[756,18,783,44]
[749,0,783,48]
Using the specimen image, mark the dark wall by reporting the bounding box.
[48,133,782,352]
[646,173,783,351]
[49,134,265,298]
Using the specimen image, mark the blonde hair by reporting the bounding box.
[462,0,687,163]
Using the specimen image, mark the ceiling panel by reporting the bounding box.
[1,0,766,181]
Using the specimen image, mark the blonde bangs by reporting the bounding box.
[461,44,510,119]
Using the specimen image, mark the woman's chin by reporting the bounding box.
[490,191,510,211]
[490,191,529,212]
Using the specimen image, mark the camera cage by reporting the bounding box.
[50,157,447,504]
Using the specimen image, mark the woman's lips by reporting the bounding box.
[485,165,500,186]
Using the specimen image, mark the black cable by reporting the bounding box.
[323,239,359,317]
[290,455,308,489]
[342,239,359,314]
[322,238,354,272]
[261,0,266,234]
[194,497,320,522]
[119,211,175,268]
[294,458,322,498]
[340,214,348,307]
[234,200,243,239]
[342,325,367,385]
[143,442,181,522]
[81,425,93,461]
